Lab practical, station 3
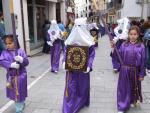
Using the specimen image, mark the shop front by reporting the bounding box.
[27,0,46,50]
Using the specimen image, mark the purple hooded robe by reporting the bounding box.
[0,48,29,102]
[117,42,146,112]
[62,45,95,113]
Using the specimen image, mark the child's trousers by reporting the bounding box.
[15,101,25,113]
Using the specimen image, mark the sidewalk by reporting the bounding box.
[1,36,150,113]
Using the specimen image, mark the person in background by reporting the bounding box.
[58,19,65,51]
[42,20,50,54]
[143,17,150,73]
[90,27,99,47]
[0,12,5,54]
[99,24,105,37]
[139,19,145,39]
[47,20,62,73]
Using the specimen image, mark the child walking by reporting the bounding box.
[62,18,95,113]
[0,34,29,113]
[47,20,62,73]
[112,26,146,113]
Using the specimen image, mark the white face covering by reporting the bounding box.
[65,18,95,47]
[114,17,130,41]
[48,20,62,42]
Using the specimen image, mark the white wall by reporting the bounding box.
[22,0,30,55]
[75,0,86,17]
[2,0,24,49]
[60,1,66,24]
[143,3,150,20]
[49,2,56,21]
[13,0,24,49]
[121,0,142,18]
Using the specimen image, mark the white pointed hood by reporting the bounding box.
[114,17,130,41]
[48,20,61,42]
[65,18,95,47]
[88,22,99,30]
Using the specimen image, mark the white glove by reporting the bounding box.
[10,62,20,69]
[47,41,53,46]
[84,67,90,73]
[62,62,66,69]
[14,55,23,63]
[113,37,118,44]
[53,36,57,40]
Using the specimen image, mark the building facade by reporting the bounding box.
[2,0,66,56]
[90,0,107,23]
[106,0,150,23]
[66,0,75,24]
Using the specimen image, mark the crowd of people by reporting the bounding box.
[0,11,150,113]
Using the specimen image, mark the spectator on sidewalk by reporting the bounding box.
[139,19,145,39]
[143,17,150,73]
[0,12,5,54]
[58,19,65,51]
[42,20,50,54]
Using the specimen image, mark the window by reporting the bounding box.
[118,0,122,4]
[27,0,32,4]
[0,0,2,12]
[89,6,91,10]
[36,0,46,5]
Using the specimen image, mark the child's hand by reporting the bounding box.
[14,55,23,63]
[138,77,144,81]
[47,41,53,46]
[10,62,20,69]
[84,67,90,73]
[110,41,115,48]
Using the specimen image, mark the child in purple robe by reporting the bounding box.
[62,18,95,113]
[47,20,62,73]
[112,26,146,113]
[0,35,29,113]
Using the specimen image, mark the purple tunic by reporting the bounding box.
[62,46,95,113]
[50,39,61,72]
[47,33,62,72]
[0,49,29,102]
[117,43,146,112]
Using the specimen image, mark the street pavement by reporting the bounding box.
[0,36,150,113]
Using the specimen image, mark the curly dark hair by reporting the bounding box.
[125,25,142,44]
[3,34,20,49]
